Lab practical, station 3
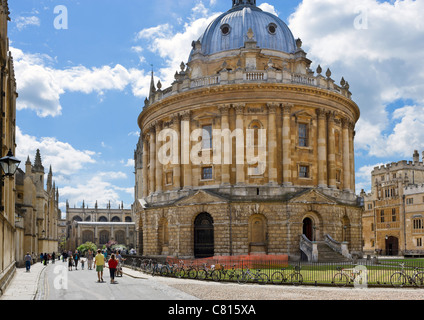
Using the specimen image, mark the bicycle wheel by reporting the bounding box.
[290,272,303,286]
[237,272,251,284]
[187,268,197,279]
[174,267,185,279]
[211,270,222,282]
[271,271,287,284]
[390,272,407,288]
[413,272,424,288]
[197,269,207,280]
[332,273,348,287]
[160,266,169,277]
[257,273,269,285]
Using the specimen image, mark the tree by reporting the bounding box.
[77,242,97,256]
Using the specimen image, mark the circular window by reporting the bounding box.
[221,24,231,36]
[267,23,277,35]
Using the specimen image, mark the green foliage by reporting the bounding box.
[77,242,97,255]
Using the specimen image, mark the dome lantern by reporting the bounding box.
[232,0,256,7]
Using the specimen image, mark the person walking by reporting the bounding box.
[68,254,73,271]
[31,252,36,265]
[74,250,79,270]
[87,250,94,270]
[94,249,105,282]
[24,252,32,272]
[52,252,56,264]
[108,254,118,284]
[43,253,48,266]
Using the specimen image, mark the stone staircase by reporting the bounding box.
[316,241,351,263]
[300,234,352,263]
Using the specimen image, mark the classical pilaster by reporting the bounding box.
[171,114,181,190]
[234,103,245,185]
[181,111,192,189]
[341,117,351,192]
[349,121,356,192]
[267,103,278,185]
[282,103,293,186]
[148,125,156,195]
[155,121,163,193]
[327,111,336,188]
[218,104,231,186]
[316,108,327,188]
[142,134,149,198]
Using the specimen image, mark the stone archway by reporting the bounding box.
[302,217,314,241]
[194,212,214,258]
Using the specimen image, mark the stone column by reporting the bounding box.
[342,118,351,192]
[267,103,278,185]
[349,122,356,192]
[148,125,156,195]
[327,111,336,188]
[234,103,245,185]
[316,108,327,188]
[181,111,192,189]
[218,104,231,186]
[155,121,163,193]
[142,135,149,198]
[171,114,181,190]
[282,103,293,186]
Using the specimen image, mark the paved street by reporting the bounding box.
[35,260,198,300]
[2,261,424,301]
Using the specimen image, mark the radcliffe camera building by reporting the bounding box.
[133,0,362,261]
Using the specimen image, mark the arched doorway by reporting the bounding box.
[194,213,214,258]
[303,217,314,241]
[385,236,399,256]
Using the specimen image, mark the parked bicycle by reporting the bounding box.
[214,264,241,282]
[196,263,217,281]
[179,260,198,279]
[271,268,289,284]
[390,263,424,288]
[237,267,269,285]
[289,265,303,286]
[161,261,184,278]
[332,266,362,287]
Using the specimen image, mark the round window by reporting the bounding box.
[268,23,277,35]
[221,24,231,36]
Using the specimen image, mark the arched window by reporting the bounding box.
[98,216,108,222]
[111,216,121,222]
[99,231,109,244]
[125,216,132,222]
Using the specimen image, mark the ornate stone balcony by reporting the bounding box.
[145,66,352,108]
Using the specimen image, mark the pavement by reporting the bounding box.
[0,262,46,300]
[0,261,156,300]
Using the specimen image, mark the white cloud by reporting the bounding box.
[135,5,221,87]
[15,16,40,31]
[16,127,96,180]
[11,47,152,118]
[288,0,424,159]
[258,3,279,16]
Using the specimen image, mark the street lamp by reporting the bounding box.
[0,149,21,178]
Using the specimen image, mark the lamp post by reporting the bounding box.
[0,149,21,178]
[0,149,21,212]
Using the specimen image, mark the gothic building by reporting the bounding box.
[362,151,424,256]
[66,201,136,251]
[15,150,61,259]
[0,0,19,294]
[133,0,362,261]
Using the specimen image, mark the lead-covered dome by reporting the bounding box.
[190,1,297,60]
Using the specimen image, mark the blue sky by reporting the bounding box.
[8,0,424,214]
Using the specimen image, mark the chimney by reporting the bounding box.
[413,150,419,164]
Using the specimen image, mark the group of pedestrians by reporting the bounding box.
[24,248,125,284]
[93,249,125,284]
[24,251,59,272]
